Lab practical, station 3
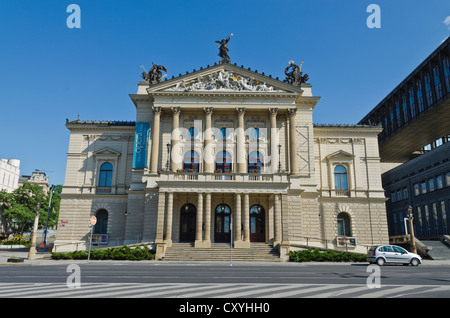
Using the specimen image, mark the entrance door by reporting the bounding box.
[215,204,231,242]
[250,205,265,242]
[180,204,196,242]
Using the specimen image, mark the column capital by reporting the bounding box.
[152,106,162,115]
[268,108,278,117]
[203,107,214,115]
[287,108,297,118]
[236,107,246,116]
[171,106,181,115]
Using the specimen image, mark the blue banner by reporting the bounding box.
[133,122,150,168]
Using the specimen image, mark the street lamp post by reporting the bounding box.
[408,205,417,254]
[28,202,41,260]
[43,185,54,246]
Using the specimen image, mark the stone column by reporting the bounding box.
[150,106,162,173]
[170,107,181,171]
[288,108,298,175]
[164,192,173,246]
[204,193,211,247]
[242,193,250,246]
[236,108,246,173]
[273,193,281,245]
[269,108,278,173]
[203,107,214,173]
[234,193,242,246]
[195,192,204,247]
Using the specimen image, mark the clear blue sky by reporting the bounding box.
[1,0,449,185]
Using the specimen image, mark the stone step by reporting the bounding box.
[163,243,281,262]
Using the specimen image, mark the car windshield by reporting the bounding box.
[392,246,407,253]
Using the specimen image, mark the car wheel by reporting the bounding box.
[410,258,420,266]
[376,257,385,266]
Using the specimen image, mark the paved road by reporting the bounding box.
[1,260,450,299]
[1,249,450,300]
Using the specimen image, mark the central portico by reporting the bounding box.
[126,62,318,257]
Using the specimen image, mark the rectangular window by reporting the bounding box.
[416,80,424,112]
[409,88,416,118]
[391,193,396,202]
[432,203,439,235]
[425,205,431,236]
[402,94,408,123]
[437,175,443,189]
[417,206,423,237]
[421,182,427,194]
[441,201,448,235]
[428,178,435,192]
[414,183,420,196]
[424,73,433,106]
[446,172,450,187]
[397,191,402,201]
[443,56,450,93]
[433,65,443,100]
[403,188,408,199]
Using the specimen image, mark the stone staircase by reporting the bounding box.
[422,240,450,260]
[163,242,281,262]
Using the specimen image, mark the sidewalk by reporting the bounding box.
[1,248,450,266]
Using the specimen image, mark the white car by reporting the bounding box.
[367,245,422,266]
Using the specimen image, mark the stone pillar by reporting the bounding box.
[150,106,162,173]
[203,107,214,173]
[195,192,203,247]
[236,108,246,173]
[234,193,242,246]
[164,192,173,246]
[242,193,250,245]
[273,193,281,245]
[170,107,181,171]
[204,193,211,247]
[269,108,278,173]
[155,192,166,243]
[288,108,298,175]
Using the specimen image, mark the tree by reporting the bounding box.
[0,182,61,237]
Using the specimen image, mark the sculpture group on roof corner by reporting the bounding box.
[140,35,309,87]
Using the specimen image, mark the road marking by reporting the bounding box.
[0,283,449,298]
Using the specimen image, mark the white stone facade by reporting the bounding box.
[0,159,20,193]
[55,63,389,258]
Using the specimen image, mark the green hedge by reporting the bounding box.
[51,244,155,261]
[289,248,366,263]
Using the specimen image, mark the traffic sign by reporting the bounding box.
[90,216,97,226]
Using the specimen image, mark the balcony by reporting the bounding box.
[158,171,289,184]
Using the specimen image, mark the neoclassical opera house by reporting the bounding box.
[55,51,389,259]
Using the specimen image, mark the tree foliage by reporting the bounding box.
[0,182,61,236]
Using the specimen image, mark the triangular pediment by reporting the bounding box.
[93,147,121,157]
[145,63,304,95]
[326,150,354,160]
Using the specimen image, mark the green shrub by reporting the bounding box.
[289,248,366,263]
[51,244,155,261]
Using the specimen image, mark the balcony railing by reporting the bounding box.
[159,171,289,183]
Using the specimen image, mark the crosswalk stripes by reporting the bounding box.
[0,283,449,298]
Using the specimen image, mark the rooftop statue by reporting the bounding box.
[284,60,309,86]
[216,34,233,64]
[141,63,167,84]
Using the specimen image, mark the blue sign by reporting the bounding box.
[133,122,150,168]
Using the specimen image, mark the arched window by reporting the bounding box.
[98,162,113,187]
[183,150,199,172]
[94,209,108,234]
[219,127,228,140]
[248,151,264,173]
[334,165,348,190]
[188,127,198,139]
[250,127,260,140]
[215,151,232,172]
[337,212,351,236]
